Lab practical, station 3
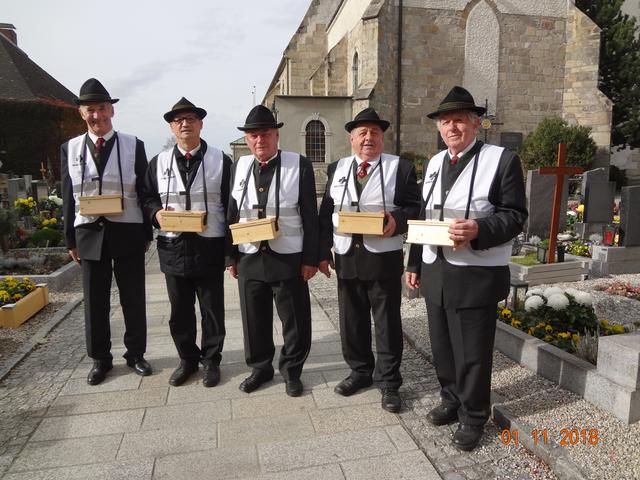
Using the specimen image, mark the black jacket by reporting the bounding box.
[406,147,528,308]
[61,133,152,261]
[141,140,233,277]
[318,155,421,280]
[226,152,319,282]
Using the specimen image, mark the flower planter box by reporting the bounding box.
[495,322,640,424]
[0,285,49,328]
[509,258,590,286]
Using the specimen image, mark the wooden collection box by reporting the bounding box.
[407,220,454,246]
[0,285,49,329]
[79,195,123,216]
[230,217,280,245]
[337,211,385,235]
[159,210,206,233]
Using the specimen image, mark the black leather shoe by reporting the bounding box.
[202,365,220,388]
[239,370,274,393]
[87,361,113,385]
[126,357,152,376]
[334,375,373,396]
[427,404,459,426]
[168,362,199,386]
[285,379,303,397]
[453,423,484,451]
[381,388,401,413]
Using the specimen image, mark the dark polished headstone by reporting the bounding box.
[620,186,640,247]
[525,170,568,239]
[584,181,616,223]
[581,167,608,197]
[500,132,523,152]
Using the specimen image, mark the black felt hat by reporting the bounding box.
[345,107,390,132]
[426,86,486,119]
[74,78,119,105]
[237,105,283,131]
[163,97,207,123]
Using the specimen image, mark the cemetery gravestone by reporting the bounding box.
[525,170,568,239]
[500,132,523,152]
[620,186,640,247]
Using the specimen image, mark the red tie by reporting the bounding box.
[450,155,459,166]
[357,161,370,179]
[259,160,268,170]
[184,152,192,161]
[95,137,105,156]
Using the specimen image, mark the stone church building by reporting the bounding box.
[261,0,612,187]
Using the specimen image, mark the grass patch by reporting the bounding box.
[510,252,539,266]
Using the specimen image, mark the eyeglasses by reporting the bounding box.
[171,116,199,124]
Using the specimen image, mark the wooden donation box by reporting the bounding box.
[159,211,206,233]
[337,211,385,235]
[78,195,123,216]
[407,220,454,246]
[230,217,280,245]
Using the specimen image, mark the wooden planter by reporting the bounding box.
[0,285,49,328]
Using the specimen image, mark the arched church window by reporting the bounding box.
[305,120,326,162]
[352,51,359,93]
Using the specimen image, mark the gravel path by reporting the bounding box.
[400,273,640,480]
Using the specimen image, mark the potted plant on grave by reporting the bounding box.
[536,239,550,263]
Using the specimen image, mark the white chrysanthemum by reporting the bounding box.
[543,287,563,298]
[526,288,544,297]
[574,292,593,306]
[529,235,541,246]
[547,293,570,310]
[564,288,580,298]
[524,295,545,312]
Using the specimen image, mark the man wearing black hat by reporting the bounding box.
[318,107,421,413]
[406,86,527,450]
[141,98,232,387]
[226,105,319,397]
[61,78,153,385]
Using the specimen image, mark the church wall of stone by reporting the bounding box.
[562,5,612,167]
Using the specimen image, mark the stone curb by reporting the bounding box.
[491,393,588,480]
[403,329,588,480]
[0,294,83,382]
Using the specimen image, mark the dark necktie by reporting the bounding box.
[95,137,105,157]
[259,159,268,171]
[450,154,459,166]
[357,161,370,179]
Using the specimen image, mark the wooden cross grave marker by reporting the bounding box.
[39,162,47,180]
[538,144,583,263]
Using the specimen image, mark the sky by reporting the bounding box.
[2,0,311,156]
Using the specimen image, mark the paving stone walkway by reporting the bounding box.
[0,250,444,480]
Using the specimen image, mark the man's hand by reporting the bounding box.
[405,272,420,290]
[144,241,151,253]
[449,218,478,251]
[301,265,318,281]
[68,248,81,265]
[155,207,174,230]
[318,259,334,278]
[382,211,397,237]
[227,265,238,279]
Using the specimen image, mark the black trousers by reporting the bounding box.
[337,276,403,389]
[82,247,146,362]
[237,276,311,381]
[165,270,225,366]
[426,302,496,425]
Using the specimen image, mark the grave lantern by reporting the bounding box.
[509,280,529,310]
[602,224,619,246]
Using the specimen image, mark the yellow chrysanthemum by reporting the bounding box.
[576,204,584,213]
[544,335,553,342]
